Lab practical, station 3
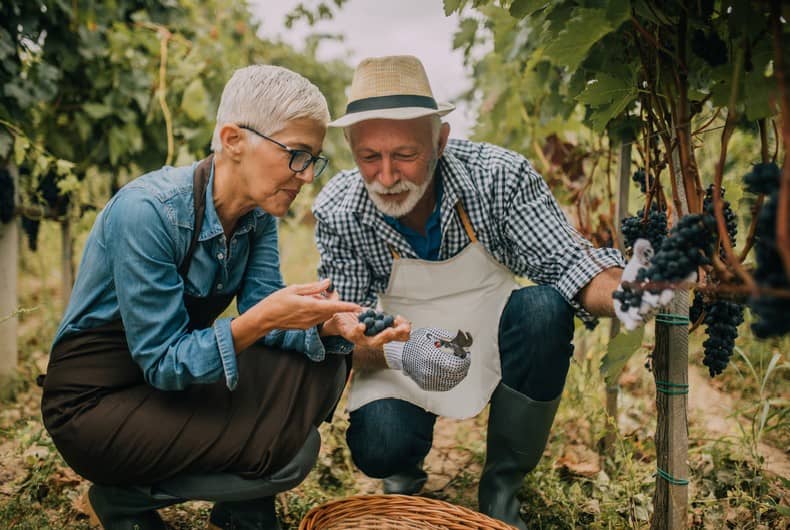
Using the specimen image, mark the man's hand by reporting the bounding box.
[323,311,411,347]
[383,328,472,392]
[614,239,655,330]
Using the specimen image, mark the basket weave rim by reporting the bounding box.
[297,493,517,530]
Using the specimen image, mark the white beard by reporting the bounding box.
[363,159,437,218]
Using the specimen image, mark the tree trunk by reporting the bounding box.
[0,164,18,392]
[604,141,632,452]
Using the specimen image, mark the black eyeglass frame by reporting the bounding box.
[238,124,329,177]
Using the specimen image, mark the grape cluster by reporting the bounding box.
[632,168,647,193]
[21,217,40,251]
[0,168,14,224]
[744,162,780,195]
[612,287,644,313]
[691,29,728,67]
[689,291,707,325]
[702,301,744,377]
[620,204,668,253]
[702,184,737,252]
[19,170,70,251]
[358,309,396,336]
[746,169,790,338]
[642,213,713,290]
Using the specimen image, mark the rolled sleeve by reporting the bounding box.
[213,317,239,390]
[303,326,326,361]
[555,246,626,324]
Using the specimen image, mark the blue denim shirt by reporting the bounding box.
[52,161,334,392]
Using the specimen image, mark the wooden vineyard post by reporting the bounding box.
[604,141,632,452]
[0,164,18,394]
[651,130,691,530]
[651,291,690,530]
[61,218,74,301]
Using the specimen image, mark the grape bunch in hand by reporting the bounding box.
[358,309,396,336]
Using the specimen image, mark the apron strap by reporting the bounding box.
[388,201,478,260]
[178,155,214,278]
[455,202,478,243]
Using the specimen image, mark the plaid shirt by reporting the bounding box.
[313,138,625,326]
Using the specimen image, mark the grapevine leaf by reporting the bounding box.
[13,135,29,167]
[743,70,778,120]
[600,326,645,386]
[542,8,619,72]
[576,73,635,106]
[452,18,478,53]
[443,0,462,16]
[82,102,113,120]
[509,0,549,19]
[587,89,637,133]
[0,130,12,160]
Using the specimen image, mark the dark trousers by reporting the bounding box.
[42,324,347,486]
[346,285,575,479]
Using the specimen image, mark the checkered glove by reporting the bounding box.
[383,328,471,392]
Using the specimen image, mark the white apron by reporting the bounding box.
[347,204,520,419]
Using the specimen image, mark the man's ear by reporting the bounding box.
[219,124,245,160]
[437,122,451,158]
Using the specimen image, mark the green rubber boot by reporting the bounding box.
[478,384,561,530]
[382,459,427,495]
[87,483,175,530]
[207,496,281,530]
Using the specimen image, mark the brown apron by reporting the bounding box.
[41,156,347,486]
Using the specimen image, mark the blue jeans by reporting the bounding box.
[346,285,575,479]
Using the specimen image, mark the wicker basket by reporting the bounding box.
[298,494,517,530]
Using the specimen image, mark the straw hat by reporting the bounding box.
[329,55,455,128]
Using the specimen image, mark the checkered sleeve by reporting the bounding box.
[314,210,378,308]
[501,158,625,325]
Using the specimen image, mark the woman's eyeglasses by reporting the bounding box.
[239,125,329,177]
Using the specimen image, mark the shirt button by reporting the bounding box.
[217,252,224,260]
[217,283,223,290]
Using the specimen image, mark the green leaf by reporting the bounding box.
[588,93,636,133]
[605,0,631,27]
[743,70,778,120]
[443,0,462,16]
[576,73,634,106]
[82,102,113,120]
[108,126,126,167]
[13,135,29,167]
[181,79,210,122]
[0,129,12,160]
[542,8,617,72]
[600,327,645,386]
[509,0,549,19]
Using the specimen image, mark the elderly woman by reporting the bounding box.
[40,65,409,530]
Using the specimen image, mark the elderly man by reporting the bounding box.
[313,55,629,529]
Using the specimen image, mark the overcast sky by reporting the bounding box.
[249,0,477,137]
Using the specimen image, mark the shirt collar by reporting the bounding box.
[199,159,266,241]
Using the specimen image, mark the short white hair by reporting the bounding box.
[211,65,330,152]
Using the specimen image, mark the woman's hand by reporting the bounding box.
[258,279,361,330]
[323,311,411,348]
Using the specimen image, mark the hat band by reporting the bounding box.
[346,94,438,114]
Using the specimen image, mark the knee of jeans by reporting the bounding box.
[506,285,574,344]
[346,412,430,478]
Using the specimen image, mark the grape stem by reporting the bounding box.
[712,44,756,290]
[770,0,790,284]
[739,120,772,262]
[620,280,790,300]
